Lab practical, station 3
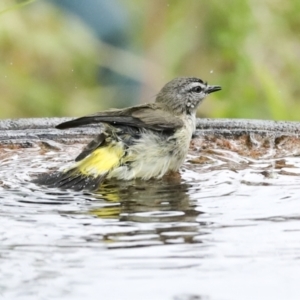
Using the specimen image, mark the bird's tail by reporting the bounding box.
[33,168,108,191]
[33,144,124,191]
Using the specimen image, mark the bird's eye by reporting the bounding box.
[192,86,202,93]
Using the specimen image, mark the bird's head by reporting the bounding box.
[155,77,221,115]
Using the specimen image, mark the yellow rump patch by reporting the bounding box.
[76,143,124,176]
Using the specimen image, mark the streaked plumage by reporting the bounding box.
[34,77,221,191]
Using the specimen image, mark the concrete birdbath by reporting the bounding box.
[0,117,299,300]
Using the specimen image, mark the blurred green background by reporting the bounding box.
[0,0,299,120]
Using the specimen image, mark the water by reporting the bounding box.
[1,140,300,300]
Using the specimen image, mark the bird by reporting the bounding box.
[34,77,221,191]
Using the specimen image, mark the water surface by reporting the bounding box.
[0,142,300,300]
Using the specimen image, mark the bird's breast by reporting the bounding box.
[108,114,195,180]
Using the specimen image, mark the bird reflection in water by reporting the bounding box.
[88,176,208,247]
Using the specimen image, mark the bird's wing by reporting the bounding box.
[56,104,184,131]
[74,132,106,162]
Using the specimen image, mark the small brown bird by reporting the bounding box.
[36,77,221,190]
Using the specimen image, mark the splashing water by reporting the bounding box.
[1,128,300,300]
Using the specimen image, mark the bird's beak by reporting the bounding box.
[206,85,222,94]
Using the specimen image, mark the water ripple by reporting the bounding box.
[1,143,300,299]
